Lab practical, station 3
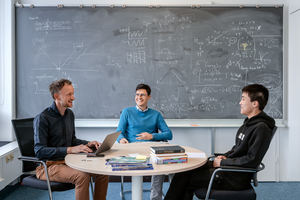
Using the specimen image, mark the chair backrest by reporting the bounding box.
[270,126,277,142]
[252,126,277,186]
[12,118,36,172]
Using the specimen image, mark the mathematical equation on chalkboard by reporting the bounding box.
[16,7,283,119]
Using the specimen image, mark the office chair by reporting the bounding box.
[194,126,277,200]
[12,118,93,200]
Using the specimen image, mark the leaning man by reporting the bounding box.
[34,79,109,200]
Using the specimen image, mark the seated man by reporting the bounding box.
[164,84,276,200]
[117,83,173,200]
[34,79,109,200]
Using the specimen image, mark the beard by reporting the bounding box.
[60,100,73,108]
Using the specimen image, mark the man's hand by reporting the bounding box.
[87,141,101,149]
[213,156,227,168]
[67,141,101,154]
[216,155,227,160]
[67,144,93,154]
[136,132,153,140]
[119,138,129,144]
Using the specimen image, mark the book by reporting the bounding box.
[151,154,188,165]
[150,152,186,157]
[107,156,150,165]
[150,145,185,154]
[151,154,187,160]
[107,156,153,171]
[155,159,188,165]
[162,160,187,164]
[109,163,149,167]
[112,164,154,171]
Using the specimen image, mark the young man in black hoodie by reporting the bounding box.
[164,84,276,200]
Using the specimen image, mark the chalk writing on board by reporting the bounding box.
[16,7,283,119]
[35,20,71,31]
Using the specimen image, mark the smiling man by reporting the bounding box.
[164,84,276,200]
[117,83,172,144]
[116,83,173,200]
[34,79,109,200]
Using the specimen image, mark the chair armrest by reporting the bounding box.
[18,156,42,162]
[213,167,257,175]
[221,163,265,172]
[18,156,45,163]
[220,165,257,171]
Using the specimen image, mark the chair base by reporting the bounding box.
[194,187,256,200]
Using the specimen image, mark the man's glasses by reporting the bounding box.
[135,93,147,97]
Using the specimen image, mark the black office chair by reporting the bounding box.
[194,126,277,200]
[12,118,93,200]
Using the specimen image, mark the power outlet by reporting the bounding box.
[10,153,14,161]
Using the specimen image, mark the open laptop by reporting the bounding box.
[87,131,121,156]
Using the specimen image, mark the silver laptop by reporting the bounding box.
[87,131,121,156]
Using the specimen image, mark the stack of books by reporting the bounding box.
[106,156,153,171]
[150,145,188,164]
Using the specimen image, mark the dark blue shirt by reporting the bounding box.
[34,101,88,160]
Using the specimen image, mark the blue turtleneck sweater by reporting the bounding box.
[116,106,172,143]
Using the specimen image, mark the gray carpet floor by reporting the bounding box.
[1,182,300,200]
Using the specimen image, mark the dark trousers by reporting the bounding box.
[164,161,239,200]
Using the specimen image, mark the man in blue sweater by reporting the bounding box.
[116,83,173,200]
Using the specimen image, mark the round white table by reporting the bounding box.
[65,143,207,200]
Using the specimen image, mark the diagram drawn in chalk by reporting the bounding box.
[33,81,48,94]
[157,68,186,85]
[36,42,90,71]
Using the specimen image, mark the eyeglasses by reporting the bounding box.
[135,93,147,97]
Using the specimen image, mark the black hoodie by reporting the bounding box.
[219,111,275,189]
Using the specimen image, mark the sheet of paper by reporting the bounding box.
[136,155,148,160]
[186,152,206,158]
[128,153,139,157]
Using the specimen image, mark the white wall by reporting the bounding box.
[2,0,299,182]
[289,0,300,13]
[0,0,14,142]
[286,0,300,181]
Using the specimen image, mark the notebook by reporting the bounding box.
[87,131,121,156]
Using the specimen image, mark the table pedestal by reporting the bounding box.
[132,176,143,200]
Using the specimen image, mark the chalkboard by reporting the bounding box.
[15,6,283,120]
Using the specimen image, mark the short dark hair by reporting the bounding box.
[136,83,151,95]
[49,79,72,100]
[242,84,269,111]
